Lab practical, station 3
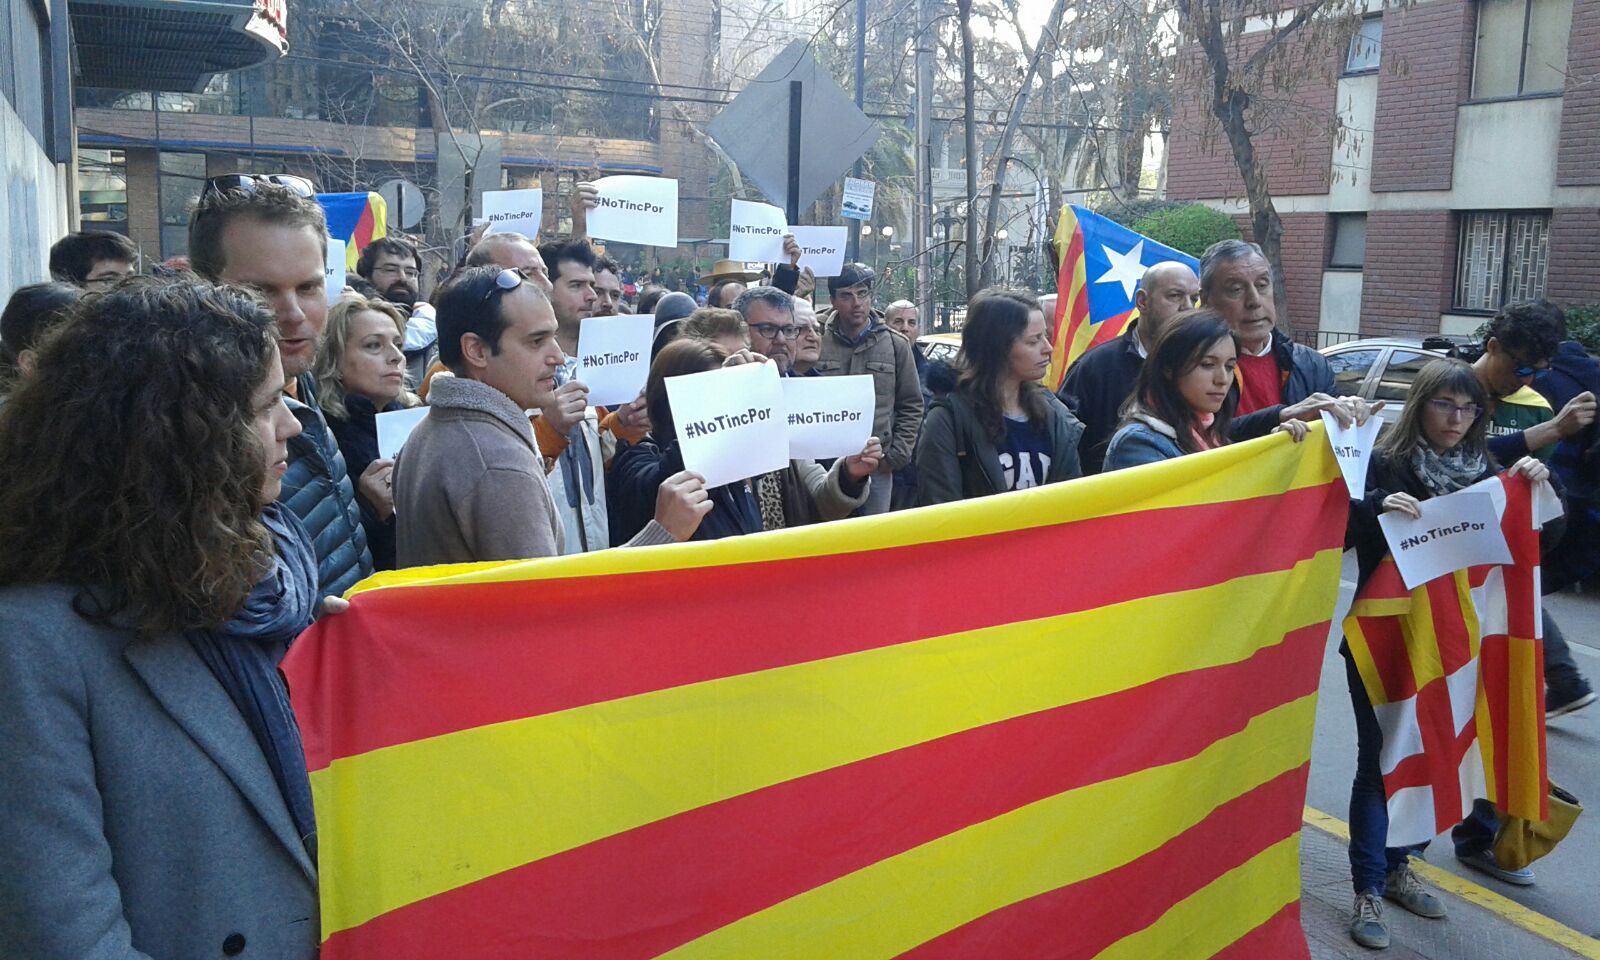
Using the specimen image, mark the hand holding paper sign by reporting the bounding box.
[1322,408,1383,498]
[782,374,875,460]
[481,188,544,240]
[653,470,712,541]
[843,437,883,480]
[728,199,787,262]
[1378,490,1512,590]
[576,314,654,407]
[588,176,679,248]
[665,360,789,488]
[788,226,848,278]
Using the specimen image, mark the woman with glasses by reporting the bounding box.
[312,295,421,571]
[915,289,1086,504]
[1341,357,1549,950]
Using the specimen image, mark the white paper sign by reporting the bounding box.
[588,176,679,248]
[789,225,848,277]
[377,406,431,460]
[841,177,875,221]
[1378,490,1512,590]
[1322,410,1383,499]
[728,199,788,262]
[665,360,789,488]
[481,188,544,239]
[324,236,347,305]
[782,374,874,460]
[576,313,654,407]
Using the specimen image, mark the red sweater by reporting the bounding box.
[1236,352,1283,415]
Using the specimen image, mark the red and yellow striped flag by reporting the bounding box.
[284,432,1349,959]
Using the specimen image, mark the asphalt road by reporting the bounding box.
[1305,555,1600,940]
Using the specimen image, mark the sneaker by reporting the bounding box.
[1547,684,1596,720]
[1457,849,1536,886]
[1350,891,1390,949]
[1384,862,1447,918]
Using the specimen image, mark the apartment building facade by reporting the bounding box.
[1165,0,1597,343]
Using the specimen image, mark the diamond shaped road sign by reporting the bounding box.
[707,40,880,213]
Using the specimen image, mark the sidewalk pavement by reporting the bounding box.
[1298,816,1600,959]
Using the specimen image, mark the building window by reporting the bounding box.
[1328,213,1367,269]
[1471,0,1573,99]
[1344,16,1382,74]
[1454,211,1550,312]
[158,152,208,259]
[78,149,129,235]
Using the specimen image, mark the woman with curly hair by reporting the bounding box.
[0,278,332,959]
[312,294,420,570]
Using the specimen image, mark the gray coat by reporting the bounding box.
[0,584,319,960]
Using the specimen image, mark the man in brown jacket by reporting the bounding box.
[813,263,924,514]
[393,266,709,566]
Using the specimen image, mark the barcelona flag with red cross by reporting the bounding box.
[1343,473,1559,845]
[1045,205,1198,392]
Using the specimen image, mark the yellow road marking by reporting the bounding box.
[1302,806,1600,957]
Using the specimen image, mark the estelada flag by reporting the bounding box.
[1343,474,1559,845]
[315,191,389,272]
[285,431,1349,959]
[1044,205,1198,392]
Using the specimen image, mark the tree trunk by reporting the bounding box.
[1211,88,1291,334]
[959,0,979,298]
[976,0,1069,289]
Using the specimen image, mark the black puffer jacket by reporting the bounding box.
[280,376,372,596]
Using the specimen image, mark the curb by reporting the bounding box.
[1303,806,1600,959]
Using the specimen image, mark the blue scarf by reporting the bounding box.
[187,502,320,856]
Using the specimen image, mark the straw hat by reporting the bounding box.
[697,259,763,284]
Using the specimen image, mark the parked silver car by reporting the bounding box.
[1318,337,1466,423]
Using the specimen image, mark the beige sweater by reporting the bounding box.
[393,376,674,567]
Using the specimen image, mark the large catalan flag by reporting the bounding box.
[284,431,1349,959]
[315,191,389,272]
[1045,205,1198,392]
[1343,474,1559,845]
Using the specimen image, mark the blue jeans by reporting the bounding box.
[1344,649,1429,894]
[853,469,894,516]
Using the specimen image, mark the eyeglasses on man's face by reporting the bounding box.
[751,322,801,341]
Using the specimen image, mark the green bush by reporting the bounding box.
[1131,205,1242,258]
[1091,197,1187,228]
[1565,304,1600,353]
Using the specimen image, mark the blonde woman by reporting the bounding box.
[311,294,419,570]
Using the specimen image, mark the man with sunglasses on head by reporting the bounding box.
[189,175,375,597]
[392,266,710,565]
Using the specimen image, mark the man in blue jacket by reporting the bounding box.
[190,179,374,596]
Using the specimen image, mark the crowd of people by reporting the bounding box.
[1,177,1598,957]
